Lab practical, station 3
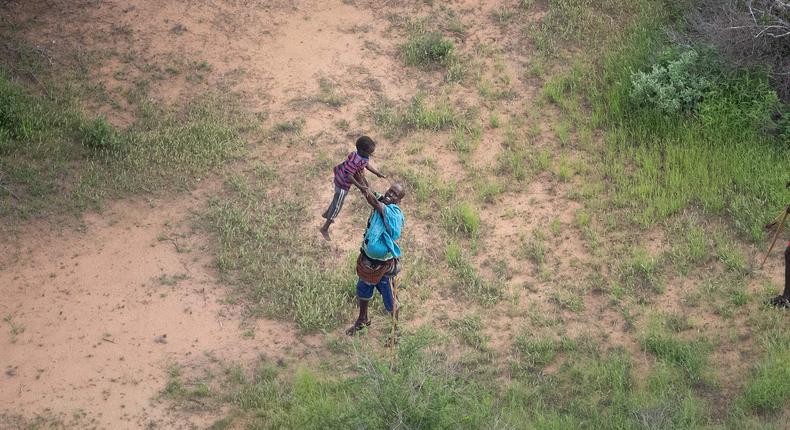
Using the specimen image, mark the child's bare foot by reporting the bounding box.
[320,227,331,241]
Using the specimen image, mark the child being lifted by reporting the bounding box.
[320,135,386,241]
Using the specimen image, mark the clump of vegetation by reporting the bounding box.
[80,117,122,153]
[400,21,464,81]
[641,327,710,384]
[514,334,561,370]
[442,202,481,237]
[618,248,664,298]
[588,16,788,240]
[402,32,454,67]
[371,93,463,139]
[736,343,790,414]
[630,49,709,115]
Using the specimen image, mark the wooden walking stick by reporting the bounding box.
[760,205,789,269]
[388,275,399,349]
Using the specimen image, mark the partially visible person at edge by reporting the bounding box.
[768,240,790,308]
[320,135,386,241]
[346,180,405,336]
[769,207,790,308]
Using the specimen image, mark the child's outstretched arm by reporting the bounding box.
[365,163,386,178]
[350,171,368,191]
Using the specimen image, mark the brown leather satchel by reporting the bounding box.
[356,252,394,285]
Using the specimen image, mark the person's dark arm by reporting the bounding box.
[362,188,391,232]
[365,163,386,178]
[349,174,368,191]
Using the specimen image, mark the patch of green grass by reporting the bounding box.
[171,329,497,428]
[0,71,254,219]
[400,21,464,81]
[442,202,481,238]
[665,313,693,333]
[555,121,572,146]
[449,122,481,153]
[293,77,346,109]
[517,228,547,268]
[490,7,514,25]
[699,274,750,317]
[618,247,663,298]
[391,166,456,221]
[736,343,790,414]
[271,118,305,136]
[204,176,354,331]
[80,117,121,153]
[529,0,637,55]
[641,326,710,384]
[445,242,502,305]
[514,335,560,370]
[496,124,533,182]
[713,233,749,274]
[665,215,710,274]
[449,314,490,351]
[402,32,454,68]
[489,111,500,128]
[371,93,463,139]
[549,217,562,236]
[555,154,574,182]
[476,179,504,204]
[549,289,585,313]
[589,19,789,240]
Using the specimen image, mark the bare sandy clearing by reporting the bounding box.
[0,190,320,428]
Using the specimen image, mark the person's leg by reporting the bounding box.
[784,244,790,297]
[375,276,396,315]
[347,279,373,335]
[769,244,790,307]
[375,276,400,346]
[320,186,347,240]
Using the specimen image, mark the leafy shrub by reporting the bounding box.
[630,50,709,115]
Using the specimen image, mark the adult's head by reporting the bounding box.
[356,135,376,158]
[382,182,405,205]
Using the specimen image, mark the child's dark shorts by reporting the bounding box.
[322,185,349,222]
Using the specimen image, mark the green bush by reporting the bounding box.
[630,49,709,115]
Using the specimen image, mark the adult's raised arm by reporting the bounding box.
[362,188,391,232]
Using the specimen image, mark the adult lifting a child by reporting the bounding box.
[318,134,406,340]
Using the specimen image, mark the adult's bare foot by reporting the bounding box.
[769,294,790,308]
[345,319,370,336]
